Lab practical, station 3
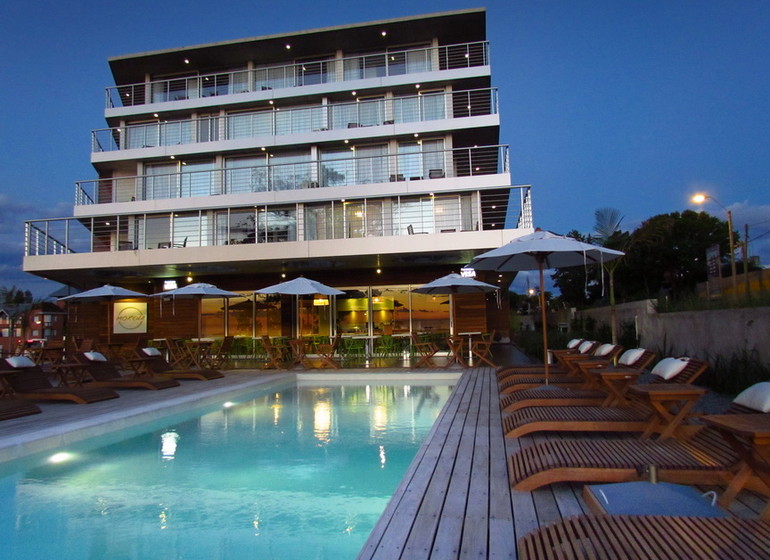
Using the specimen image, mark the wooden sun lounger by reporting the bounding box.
[74,353,180,390]
[498,344,624,393]
[499,350,658,412]
[2,360,119,405]
[508,402,759,492]
[0,396,42,420]
[501,358,708,438]
[134,349,224,380]
[517,514,770,560]
[496,340,600,381]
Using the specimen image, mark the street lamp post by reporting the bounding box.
[692,193,738,295]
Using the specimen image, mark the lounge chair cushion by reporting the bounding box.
[734,382,770,412]
[594,343,615,357]
[83,351,108,362]
[567,338,583,349]
[5,356,35,368]
[619,348,645,366]
[142,347,163,357]
[650,357,689,380]
[578,340,596,353]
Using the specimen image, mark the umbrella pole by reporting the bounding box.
[538,261,550,385]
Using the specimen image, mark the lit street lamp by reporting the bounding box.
[691,193,737,295]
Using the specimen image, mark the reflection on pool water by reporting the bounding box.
[0,382,452,560]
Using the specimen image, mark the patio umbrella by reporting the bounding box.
[468,230,624,383]
[152,283,239,339]
[255,277,344,337]
[59,284,147,344]
[412,273,499,335]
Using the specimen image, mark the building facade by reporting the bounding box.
[24,9,533,341]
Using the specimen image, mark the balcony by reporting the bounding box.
[26,186,532,257]
[105,41,490,109]
[92,88,498,153]
[77,145,510,206]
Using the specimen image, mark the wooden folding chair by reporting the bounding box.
[316,333,341,369]
[471,335,496,368]
[261,336,286,369]
[411,333,438,368]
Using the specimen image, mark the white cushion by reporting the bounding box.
[594,344,615,357]
[619,348,646,366]
[578,341,595,354]
[142,347,162,357]
[733,382,770,412]
[83,351,107,362]
[650,357,689,380]
[567,338,582,349]
[5,356,35,368]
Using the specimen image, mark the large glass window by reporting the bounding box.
[143,163,178,200]
[225,155,268,193]
[397,139,445,180]
[320,149,351,187]
[227,110,273,139]
[393,91,445,123]
[215,209,255,245]
[257,206,296,243]
[304,202,334,241]
[180,160,215,198]
[270,153,311,191]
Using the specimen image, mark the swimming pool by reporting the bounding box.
[0,379,453,560]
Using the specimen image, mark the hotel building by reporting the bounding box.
[23,9,533,342]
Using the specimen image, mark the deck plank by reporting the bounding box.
[361,373,471,559]
[358,367,517,560]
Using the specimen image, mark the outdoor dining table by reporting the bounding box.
[185,339,215,369]
[457,331,481,364]
[288,338,311,368]
[628,383,708,440]
[701,413,770,517]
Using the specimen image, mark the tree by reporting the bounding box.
[0,286,33,304]
[615,210,731,300]
[551,209,731,307]
[593,208,629,343]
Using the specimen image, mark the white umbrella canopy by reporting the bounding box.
[255,277,344,337]
[469,230,624,382]
[412,273,500,295]
[58,284,147,344]
[413,273,500,335]
[255,277,344,296]
[154,283,240,299]
[152,283,240,339]
[58,284,146,302]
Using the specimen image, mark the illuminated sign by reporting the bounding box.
[113,302,147,334]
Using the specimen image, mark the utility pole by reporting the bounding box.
[744,223,751,298]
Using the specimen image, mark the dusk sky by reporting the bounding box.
[1,0,768,296]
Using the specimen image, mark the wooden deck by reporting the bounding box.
[358,365,769,560]
[359,366,514,559]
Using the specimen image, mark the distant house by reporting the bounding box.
[0,302,66,357]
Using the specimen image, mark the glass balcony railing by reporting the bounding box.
[92,88,498,153]
[26,186,531,257]
[76,145,509,206]
[105,41,490,109]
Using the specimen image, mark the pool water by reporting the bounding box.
[0,382,452,560]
